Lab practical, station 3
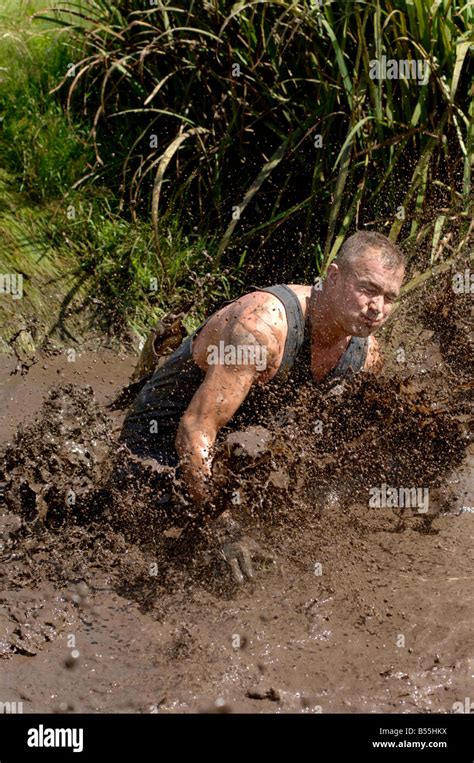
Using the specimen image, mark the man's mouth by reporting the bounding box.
[361,316,379,328]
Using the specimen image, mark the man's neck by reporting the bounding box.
[308,287,349,348]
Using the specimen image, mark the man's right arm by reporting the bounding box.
[175,361,256,505]
[175,317,280,507]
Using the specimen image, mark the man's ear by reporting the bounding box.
[326,262,340,286]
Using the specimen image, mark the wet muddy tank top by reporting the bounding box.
[120,284,369,463]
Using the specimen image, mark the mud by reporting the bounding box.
[0,271,472,713]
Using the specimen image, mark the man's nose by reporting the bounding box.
[368,295,384,315]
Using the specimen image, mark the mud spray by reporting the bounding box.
[0,271,472,713]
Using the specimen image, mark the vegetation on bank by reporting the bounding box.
[0,0,472,348]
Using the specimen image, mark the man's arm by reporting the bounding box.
[175,318,279,506]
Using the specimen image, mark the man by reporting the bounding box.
[120,231,405,581]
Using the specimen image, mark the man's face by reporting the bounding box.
[328,250,405,337]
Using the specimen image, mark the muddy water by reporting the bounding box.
[0,276,472,714]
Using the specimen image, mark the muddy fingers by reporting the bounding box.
[212,509,276,584]
[239,545,254,580]
[228,555,245,585]
[220,538,277,584]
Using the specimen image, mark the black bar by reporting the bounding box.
[0,712,472,761]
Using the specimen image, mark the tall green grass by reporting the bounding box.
[0,0,92,198]
[1,0,472,342]
[0,0,236,338]
[39,0,472,281]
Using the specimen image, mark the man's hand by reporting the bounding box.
[212,510,276,584]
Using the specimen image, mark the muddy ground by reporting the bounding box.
[0,271,472,713]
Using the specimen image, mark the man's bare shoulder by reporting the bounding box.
[220,285,312,350]
[193,284,311,378]
[286,283,313,309]
[229,283,311,327]
[215,291,285,376]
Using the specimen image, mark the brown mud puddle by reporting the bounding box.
[0,273,472,713]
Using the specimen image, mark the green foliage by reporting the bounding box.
[0,6,92,199]
[45,0,472,275]
[54,194,239,333]
[1,0,472,340]
[0,1,238,334]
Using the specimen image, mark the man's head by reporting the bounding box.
[322,231,405,337]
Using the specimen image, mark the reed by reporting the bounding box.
[39,0,471,277]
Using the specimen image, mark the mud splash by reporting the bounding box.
[0,271,472,713]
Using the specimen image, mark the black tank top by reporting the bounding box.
[120,284,368,462]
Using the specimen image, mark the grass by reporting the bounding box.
[0,0,237,347]
[0,0,472,349]
[0,0,92,198]
[42,0,472,277]
[0,1,92,348]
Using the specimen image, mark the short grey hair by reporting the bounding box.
[334,231,405,271]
